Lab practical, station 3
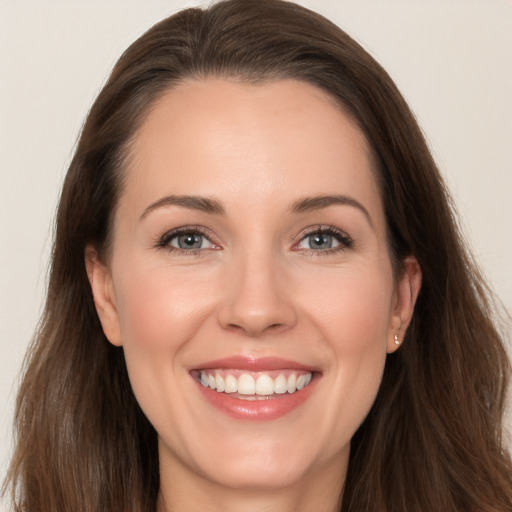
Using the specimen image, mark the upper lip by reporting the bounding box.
[192,355,321,373]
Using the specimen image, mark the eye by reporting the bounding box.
[170,232,211,250]
[156,226,219,253]
[295,226,352,252]
[298,232,339,250]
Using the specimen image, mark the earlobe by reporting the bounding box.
[85,246,123,346]
[387,256,422,353]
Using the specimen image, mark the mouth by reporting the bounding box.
[191,357,320,420]
[193,369,313,400]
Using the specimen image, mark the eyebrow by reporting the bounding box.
[289,195,373,226]
[140,193,372,225]
[140,195,225,220]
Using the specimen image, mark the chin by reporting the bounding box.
[199,455,314,491]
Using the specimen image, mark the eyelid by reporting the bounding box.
[153,224,353,255]
[155,225,221,253]
[291,225,353,252]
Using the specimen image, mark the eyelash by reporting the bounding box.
[154,226,217,256]
[293,225,353,256]
[154,225,353,256]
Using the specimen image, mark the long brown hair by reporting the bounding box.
[4,1,512,510]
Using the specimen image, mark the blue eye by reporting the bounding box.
[170,233,210,250]
[296,227,352,252]
[302,232,339,250]
[157,227,217,253]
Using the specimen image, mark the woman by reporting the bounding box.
[4,0,512,510]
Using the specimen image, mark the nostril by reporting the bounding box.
[224,321,286,338]
[216,282,298,336]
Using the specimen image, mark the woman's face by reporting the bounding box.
[88,79,420,496]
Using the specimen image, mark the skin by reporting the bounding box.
[86,78,421,512]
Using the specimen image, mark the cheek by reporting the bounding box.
[322,266,393,387]
[301,262,394,349]
[297,264,393,443]
[109,259,224,445]
[113,261,214,351]
[110,259,219,407]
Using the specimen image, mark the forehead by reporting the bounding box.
[119,78,383,225]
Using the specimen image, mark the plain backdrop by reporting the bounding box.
[1,0,511,493]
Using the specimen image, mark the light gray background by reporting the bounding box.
[1,0,511,495]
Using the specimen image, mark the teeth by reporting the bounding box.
[274,374,288,394]
[238,374,256,395]
[198,370,313,396]
[224,374,238,393]
[256,374,274,395]
[215,374,225,392]
[287,374,297,394]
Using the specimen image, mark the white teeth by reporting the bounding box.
[238,374,256,395]
[256,374,274,395]
[274,374,288,394]
[224,374,238,393]
[287,374,297,394]
[215,374,225,392]
[198,370,313,396]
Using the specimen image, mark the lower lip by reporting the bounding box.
[194,376,318,421]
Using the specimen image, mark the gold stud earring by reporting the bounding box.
[394,334,400,345]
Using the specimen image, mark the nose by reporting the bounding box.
[217,250,298,338]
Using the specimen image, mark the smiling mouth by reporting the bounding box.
[194,369,314,400]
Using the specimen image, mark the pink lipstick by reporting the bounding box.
[191,356,320,420]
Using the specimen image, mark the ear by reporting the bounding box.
[387,256,422,353]
[85,245,123,346]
